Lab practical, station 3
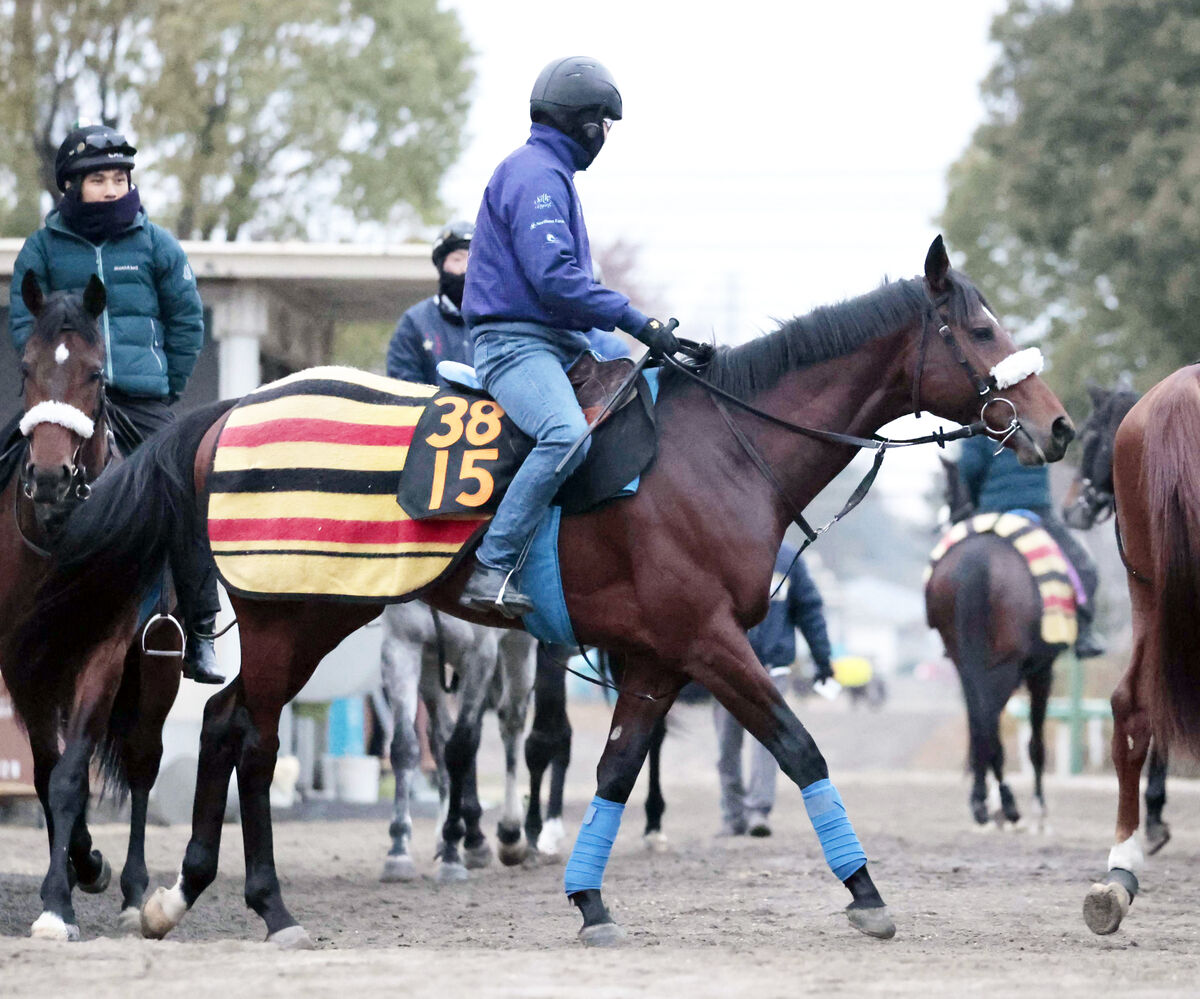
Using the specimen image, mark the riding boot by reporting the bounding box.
[182,616,225,684]
[1074,608,1107,660]
[459,560,534,618]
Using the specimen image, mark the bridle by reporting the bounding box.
[661,282,1043,562]
[13,375,109,557]
[1064,478,1115,529]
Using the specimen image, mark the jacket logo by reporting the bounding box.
[112,264,139,272]
[534,193,552,210]
[545,233,558,243]
[529,217,565,230]
[183,264,193,281]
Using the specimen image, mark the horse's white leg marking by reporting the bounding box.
[140,873,187,938]
[1108,834,1144,875]
[30,911,80,942]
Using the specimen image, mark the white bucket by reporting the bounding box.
[335,754,381,804]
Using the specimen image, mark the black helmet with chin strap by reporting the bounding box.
[431,220,474,272]
[530,57,621,163]
[54,123,137,193]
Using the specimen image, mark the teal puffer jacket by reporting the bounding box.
[9,209,204,399]
[957,432,1052,513]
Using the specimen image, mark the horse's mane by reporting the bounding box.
[661,273,980,398]
[31,290,102,346]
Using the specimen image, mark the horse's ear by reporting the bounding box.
[21,270,44,317]
[82,275,106,319]
[939,454,955,471]
[924,235,950,293]
[1086,382,1108,408]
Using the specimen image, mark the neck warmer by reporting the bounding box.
[59,185,142,244]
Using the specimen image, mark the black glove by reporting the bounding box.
[814,661,834,684]
[634,317,680,359]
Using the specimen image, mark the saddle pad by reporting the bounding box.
[924,511,1078,647]
[206,366,488,601]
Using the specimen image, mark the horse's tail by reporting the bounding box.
[949,547,993,733]
[5,400,235,743]
[1146,379,1200,756]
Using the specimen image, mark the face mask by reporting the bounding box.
[439,270,466,310]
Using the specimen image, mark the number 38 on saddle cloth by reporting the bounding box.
[205,360,657,604]
[923,511,1083,647]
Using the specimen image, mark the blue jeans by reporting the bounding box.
[473,327,590,572]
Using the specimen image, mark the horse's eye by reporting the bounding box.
[969,326,995,342]
[89,370,104,382]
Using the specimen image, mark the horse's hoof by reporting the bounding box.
[498,837,528,867]
[579,921,627,947]
[643,830,670,853]
[118,907,143,935]
[380,855,419,882]
[1083,881,1130,935]
[77,857,112,895]
[141,882,187,939]
[1145,821,1171,856]
[846,904,896,940]
[536,818,565,859]
[267,925,316,950]
[30,912,80,942]
[436,861,469,884]
[464,841,493,869]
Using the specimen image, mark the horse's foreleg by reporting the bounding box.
[1144,741,1170,855]
[1084,664,1151,935]
[642,716,668,850]
[119,647,179,931]
[525,643,571,859]
[142,679,242,940]
[438,696,488,880]
[496,692,531,866]
[696,628,894,941]
[564,652,681,947]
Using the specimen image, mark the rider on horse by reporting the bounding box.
[957,433,1105,658]
[457,55,683,618]
[7,123,223,684]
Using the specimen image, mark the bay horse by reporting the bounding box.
[0,273,180,940]
[926,456,1061,829]
[12,236,1074,948]
[1060,381,1171,856]
[1081,366,1200,934]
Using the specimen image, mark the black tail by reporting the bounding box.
[950,547,993,768]
[5,400,235,762]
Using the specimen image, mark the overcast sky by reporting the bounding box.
[439,0,1011,522]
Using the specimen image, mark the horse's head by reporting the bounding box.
[1061,379,1140,529]
[18,271,108,531]
[914,236,1074,465]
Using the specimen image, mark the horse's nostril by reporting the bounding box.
[1052,416,1075,447]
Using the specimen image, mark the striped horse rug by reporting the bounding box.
[924,511,1079,647]
[206,367,489,601]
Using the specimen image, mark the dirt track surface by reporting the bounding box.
[3,687,1200,998]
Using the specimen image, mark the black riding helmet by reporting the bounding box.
[530,57,622,162]
[431,220,474,272]
[54,124,137,193]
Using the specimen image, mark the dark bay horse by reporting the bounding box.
[0,274,180,940]
[12,237,1074,948]
[1081,367,1200,935]
[926,458,1060,829]
[1061,381,1171,856]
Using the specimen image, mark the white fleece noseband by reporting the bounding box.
[20,401,95,440]
[990,348,1044,390]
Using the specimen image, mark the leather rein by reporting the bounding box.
[661,285,1033,560]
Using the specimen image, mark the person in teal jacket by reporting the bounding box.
[957,433,1105,658]
[5,123,222,683]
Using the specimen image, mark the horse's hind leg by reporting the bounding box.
[564,653,681,947]
[494,632,534,867]
[380,610,421,882]
[1144,741,1170,855]
[141,678,243,939]
[1025,660,1053,832]
[642,715,668,851]
[118,646,180,931]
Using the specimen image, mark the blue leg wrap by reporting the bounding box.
[563,796,624,895]
[802,778,867,881]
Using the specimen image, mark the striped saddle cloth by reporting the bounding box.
[924,511,1078,647]
[207,367,489,601]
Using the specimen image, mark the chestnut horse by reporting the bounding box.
[926,457,1060,830]
[12,237,1073,948]
[1060,381,1171,856]
[0,274,180,940]
[1082,367,1200,934]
